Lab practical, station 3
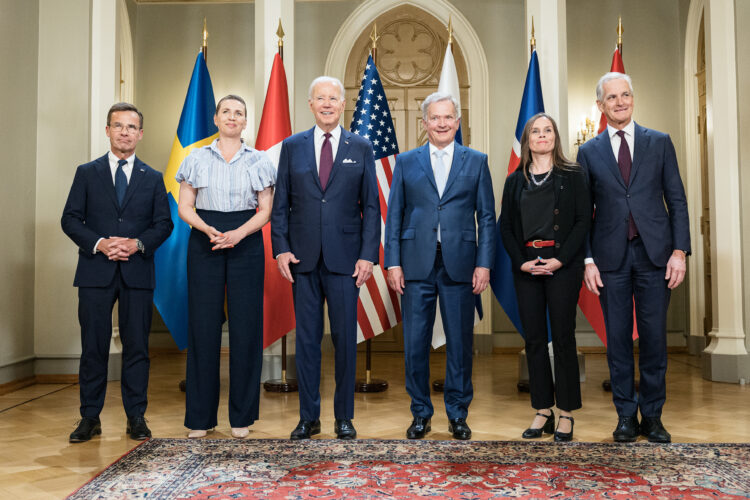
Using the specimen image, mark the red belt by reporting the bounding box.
[525,239,555,248]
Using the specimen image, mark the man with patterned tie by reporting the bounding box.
[384,92,496,440]
[61,103,173,442]
[577,73,690,443]
[271,76,380,440]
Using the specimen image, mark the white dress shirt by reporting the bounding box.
[313,125,341,173]
[94,151,136,253]
[428,141,455,181]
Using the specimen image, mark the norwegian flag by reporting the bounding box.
[349,54,402,342]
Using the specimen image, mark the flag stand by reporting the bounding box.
[353,23,389,394]
[261,20,298,394]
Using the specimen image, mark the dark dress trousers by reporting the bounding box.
[500,168,591,412]
[384,143,495,420]
[271,126,380,421]
[61,154,173,418]
[576,123,690,418]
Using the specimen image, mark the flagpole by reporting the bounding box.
[263,19,298,394]
[617,15,623,56]
[355,22,388,394]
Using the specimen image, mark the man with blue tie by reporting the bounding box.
[577,73,690,443]
[384,92,495,440]
[271,76,380,440]
[61,103,173,442]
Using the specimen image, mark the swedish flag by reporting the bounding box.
[154,51,218,349]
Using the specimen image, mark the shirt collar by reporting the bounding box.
[429,141,455,158]
[607,120,635,139]
[108,151,135,167]
[314,125,341,142]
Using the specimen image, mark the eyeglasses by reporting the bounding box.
[110,123,140,133]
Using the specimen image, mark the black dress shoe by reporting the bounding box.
[334,419,357,440]
[290,419,321,440]
[69,417,102,443]
[554,415,574,442]
[522,410,555,439]
[406,417,431,439]
[448,418,471,440]
[126,415,152,440]
[640,416,671,443]
[613,415,640,442]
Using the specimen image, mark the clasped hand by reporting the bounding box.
[97,237,138,261]
[521,257,562,276]
[206,226,244,251]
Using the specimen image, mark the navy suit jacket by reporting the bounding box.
[384,143,496,283]
[576,123,690,271]
[271,126,380,274]
[61,154,173,289]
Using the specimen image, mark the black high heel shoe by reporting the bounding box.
[554,415,574,442]
[522,410,555,439]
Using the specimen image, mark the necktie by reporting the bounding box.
[115,158,128,206]
[434,149,447,197]
[319,133,333,189]
[617,130,638,239]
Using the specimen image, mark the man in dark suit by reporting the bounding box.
[61,103,173,442]
[577,73,690,443]
[271,76,380,440]
[384,92,495,440]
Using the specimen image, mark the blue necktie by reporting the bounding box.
[115,159,128,205]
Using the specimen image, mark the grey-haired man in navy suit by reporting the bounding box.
[577,73,690,443]
[62,103,173,443]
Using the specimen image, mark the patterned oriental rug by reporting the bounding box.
[68,439,750,499]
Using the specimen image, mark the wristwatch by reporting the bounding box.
[136,238,145,253]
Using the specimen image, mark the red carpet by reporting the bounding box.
[68,439,750,499]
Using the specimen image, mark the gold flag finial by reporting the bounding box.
[277,18,284,49]
[369,22,379,50]
[202,18,208,61]
[447,15,453,45]
[617,15,624,54]
[530,16,536,54]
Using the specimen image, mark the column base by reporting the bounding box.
[701,351,750,383]
[687,335,708,356]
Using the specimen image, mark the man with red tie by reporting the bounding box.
[271,76,380,440]
[577,73,690,443]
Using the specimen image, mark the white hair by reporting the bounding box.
[596,72,634,101]
[421,92,459,121]
[308,76,345,101]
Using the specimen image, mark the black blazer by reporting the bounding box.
[500,167,591,273]
[61,154,173,289]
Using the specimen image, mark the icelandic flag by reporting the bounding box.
[489,49,545,338]
[153,51,218,350]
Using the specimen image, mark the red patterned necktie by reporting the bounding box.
[319,133,333,189]
[617,130,638,240]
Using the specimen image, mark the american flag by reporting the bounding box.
[350,54,402,342]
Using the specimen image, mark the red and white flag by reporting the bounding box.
[255,53,295,348]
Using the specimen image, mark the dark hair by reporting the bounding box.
[215,94,247,116]
[107,102,143,129]
[518,112,579,182]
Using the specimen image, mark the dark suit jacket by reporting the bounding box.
[384,143,496,283]
[271,126,381,274]
[61,154,173,289]
[499,168,591,273]
[576,123,690,271]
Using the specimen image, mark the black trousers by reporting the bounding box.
[184,209,264,429]
[513,253,583,412]
[78,267,153,418]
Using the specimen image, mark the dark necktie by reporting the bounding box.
[115,158,128,206]
[319,133,333,189]
[617,130,638,239]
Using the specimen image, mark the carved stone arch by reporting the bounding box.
[341,5,470,152]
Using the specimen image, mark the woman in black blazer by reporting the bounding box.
[500,113,591,441]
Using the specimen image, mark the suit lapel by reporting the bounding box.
[442,143,466,196]
[120,157,146,210]
[416,144,438,193]
[592,132,626,189]
[94,154,120,208]
[630,122,649,186]
[302,127,323,192]
[326,126,352,189]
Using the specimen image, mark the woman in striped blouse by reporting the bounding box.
[176,95,276,439]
